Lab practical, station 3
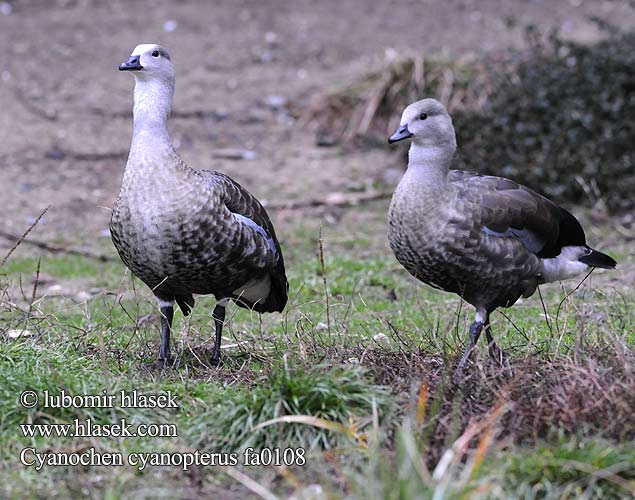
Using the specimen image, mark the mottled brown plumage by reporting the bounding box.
[388,98,616,374]
[111,44,288,365]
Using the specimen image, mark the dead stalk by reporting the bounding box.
[318,226,333,340]
[0,205,50,268]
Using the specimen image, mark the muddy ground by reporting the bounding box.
[1,0,634,250]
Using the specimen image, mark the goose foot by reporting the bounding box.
[146,356,176,371]
[454,320,485,377]
[160,356,176,367]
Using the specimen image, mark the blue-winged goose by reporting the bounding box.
[111,44,288,366]
[387,98,616,372]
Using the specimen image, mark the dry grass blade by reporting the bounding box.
[416,381,429,426]
[251,414,366,446]
[560,459,635,493]
[433,398,510,481]
[304,53,493,145]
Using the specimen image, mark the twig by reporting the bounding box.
[89,108,225,120]
[0,228,117,263]
[14,88,57,121]
[555,270,594,336]
[25,258,41,328]
[49,150,128,162]
[0,206,49,267]
[537,285,553,336]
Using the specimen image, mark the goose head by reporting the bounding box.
[119,44,174,83]
[389,99,457,151]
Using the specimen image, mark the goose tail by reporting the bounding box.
[260,271,288,312]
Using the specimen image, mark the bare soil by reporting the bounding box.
[1,0,633,249]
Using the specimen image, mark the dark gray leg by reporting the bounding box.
[159,304,174,364]
[455,319,485,374]
[211,303,226,366]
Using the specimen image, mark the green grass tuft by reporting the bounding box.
[189,363,391,452]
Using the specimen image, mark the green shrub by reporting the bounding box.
[453,31,635,212]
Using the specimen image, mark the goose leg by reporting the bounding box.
[211,303,226,366]
[455,320,485,374]
[159,304,174,364]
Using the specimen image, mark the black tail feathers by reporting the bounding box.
[579,247,617,269]
[258,271,288,313]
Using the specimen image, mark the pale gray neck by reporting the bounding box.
[132,76,174,142]
[123,75,180,184]
[404,143,455,186]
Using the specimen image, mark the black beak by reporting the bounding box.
[119,55,143,71]
[388,124,413,144]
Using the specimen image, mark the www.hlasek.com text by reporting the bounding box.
[20,447,307,471]
[20,418,177,438]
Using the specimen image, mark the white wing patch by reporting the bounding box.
[232,213,278,258]
[233,276,272,305]
[482,226,545,254]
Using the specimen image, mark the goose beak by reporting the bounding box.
[389,124,413,144]
[119,55,143,71]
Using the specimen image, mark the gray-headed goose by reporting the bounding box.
[387,98,616,373]
[111,44,288,366]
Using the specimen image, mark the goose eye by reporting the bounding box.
[152,50,160,57]
[419,113,428,120]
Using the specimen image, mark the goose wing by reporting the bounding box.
[450,171,587,258]
[207,171,288,312]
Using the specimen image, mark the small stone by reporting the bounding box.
[373,332,390,345]
[211,149,256,160]
[265,95,287,109]
[163,20,178,32]
[45,145,66,160]
[264,31,278,45]
[7,329,34,339]
[316,134,338,147]
[45,284,63,295]
[288,484,324,500]
[75,291,93,302]
[259,50,273,63]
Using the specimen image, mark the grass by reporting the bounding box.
[0,202,633,499]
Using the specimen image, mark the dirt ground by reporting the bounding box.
[1,0,634,250]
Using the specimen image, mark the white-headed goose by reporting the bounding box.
[387,98,616,373]
[111,44,288,366]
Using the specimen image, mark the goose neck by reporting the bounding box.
[405,143,454,186]
[132,76,174,138]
